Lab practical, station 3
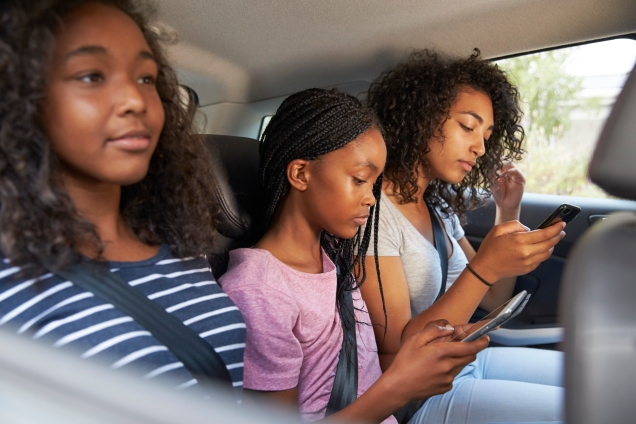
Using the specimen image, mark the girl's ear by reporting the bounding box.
[286,159,311,192]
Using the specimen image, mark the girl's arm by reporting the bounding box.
[249,323,488,423]
[474,161,525,310]
[457,237,516,312]
[362,221,566,350]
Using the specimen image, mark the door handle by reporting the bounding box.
[588,215,608,225]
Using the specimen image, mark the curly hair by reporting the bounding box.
[0,0,218,277]
[367,49,524,221]
[260,87,386,337]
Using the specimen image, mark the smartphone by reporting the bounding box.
[457,290,530,342]
[535,203,581,230]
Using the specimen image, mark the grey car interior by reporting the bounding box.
[0,330,300,424]
[3,0,636,422]
[560,63,636,423]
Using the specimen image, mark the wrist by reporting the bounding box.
[465,263,493,287]
[382,365,415,406]
[495,204,521,223]
[467,256,500,285]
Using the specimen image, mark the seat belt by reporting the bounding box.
[50,261,232,386]
[427,202,449,302]
[324,203,450,419]
[393,204,451,424]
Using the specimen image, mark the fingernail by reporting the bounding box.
[443,325,454,331]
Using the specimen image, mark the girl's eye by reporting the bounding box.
[139,75,156,85]
[78,73,103,83]
[460,123,473,132]
[354,177,367,185]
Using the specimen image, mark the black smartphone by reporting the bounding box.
[535,203,581,230]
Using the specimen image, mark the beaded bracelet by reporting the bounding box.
[465,263,493,287]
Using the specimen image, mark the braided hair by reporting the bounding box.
[260,88,386,336]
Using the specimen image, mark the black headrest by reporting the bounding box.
[589,64,636,200]
[201,135,263,276]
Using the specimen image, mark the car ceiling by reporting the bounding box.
[156,0,636,106]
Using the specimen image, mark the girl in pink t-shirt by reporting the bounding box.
[219,88,488,423]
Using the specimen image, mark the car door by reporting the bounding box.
[464,194,636,345]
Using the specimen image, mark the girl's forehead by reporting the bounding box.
[321,127,387,169]
[53,3,149,56]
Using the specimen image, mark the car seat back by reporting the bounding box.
[560,63,636,424]
[202,134,262,277]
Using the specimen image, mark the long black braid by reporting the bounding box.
[260,88,388,338]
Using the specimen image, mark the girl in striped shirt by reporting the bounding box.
[0,0,245,391]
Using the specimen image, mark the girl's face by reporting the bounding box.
[42,3,165,187]
[425,88,493,184]
[298,127,386,240]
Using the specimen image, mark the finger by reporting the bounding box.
[450,323,474,341]
[493,220,529,235]
[452,323,474,333]
[515,221,566,242]
[417,321,455,344]
[441,335,489,357]
[497,161,514,174]
[425,319,453,329]
[531,229,566,252]
[464,335,490,353]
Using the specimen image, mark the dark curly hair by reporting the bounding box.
[260,87,386,337]
[367,49,524,220]
[0,0,218,277]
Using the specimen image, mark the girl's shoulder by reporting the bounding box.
[220,247,336,305]
[220,248,281,293]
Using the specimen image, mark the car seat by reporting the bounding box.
[560,64,636,423]
[201,134,263,278]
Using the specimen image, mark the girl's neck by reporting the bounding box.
[255,197,324,274]
[61,171,156,261]
[384,164,432,210]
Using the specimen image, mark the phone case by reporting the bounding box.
[461,291,529,342]
[536,204,581,229]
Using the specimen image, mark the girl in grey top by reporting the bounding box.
[363,50,567,423]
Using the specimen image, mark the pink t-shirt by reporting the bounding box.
[220,248,397,423]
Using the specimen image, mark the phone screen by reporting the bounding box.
[452,291,527,342]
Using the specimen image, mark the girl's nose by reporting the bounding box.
[115,79,147,116]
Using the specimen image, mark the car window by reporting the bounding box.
[258,116,272,140]
[495,38,636,198]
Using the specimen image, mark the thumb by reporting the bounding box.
[417,320,455,344]
[494,220,529,235]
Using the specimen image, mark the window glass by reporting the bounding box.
[258,115,272,140]
[495,38,636,198]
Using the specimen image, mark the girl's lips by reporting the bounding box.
[107,136,151,152]
[353,216,369,226]
[459,161,474,172]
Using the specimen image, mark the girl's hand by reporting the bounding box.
[428,322,477,343]
[385,320,488,402]
[491,162,525,212]
[468,220,566,284]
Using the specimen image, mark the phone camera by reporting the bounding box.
[563,207,571,215]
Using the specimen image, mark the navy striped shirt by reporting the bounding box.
[0,245,245,392]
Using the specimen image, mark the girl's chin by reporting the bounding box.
[326,226,360,241]
[440,172,469,185]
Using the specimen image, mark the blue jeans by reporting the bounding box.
[410,347,564,424]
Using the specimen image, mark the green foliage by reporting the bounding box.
[496,49,608,198]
